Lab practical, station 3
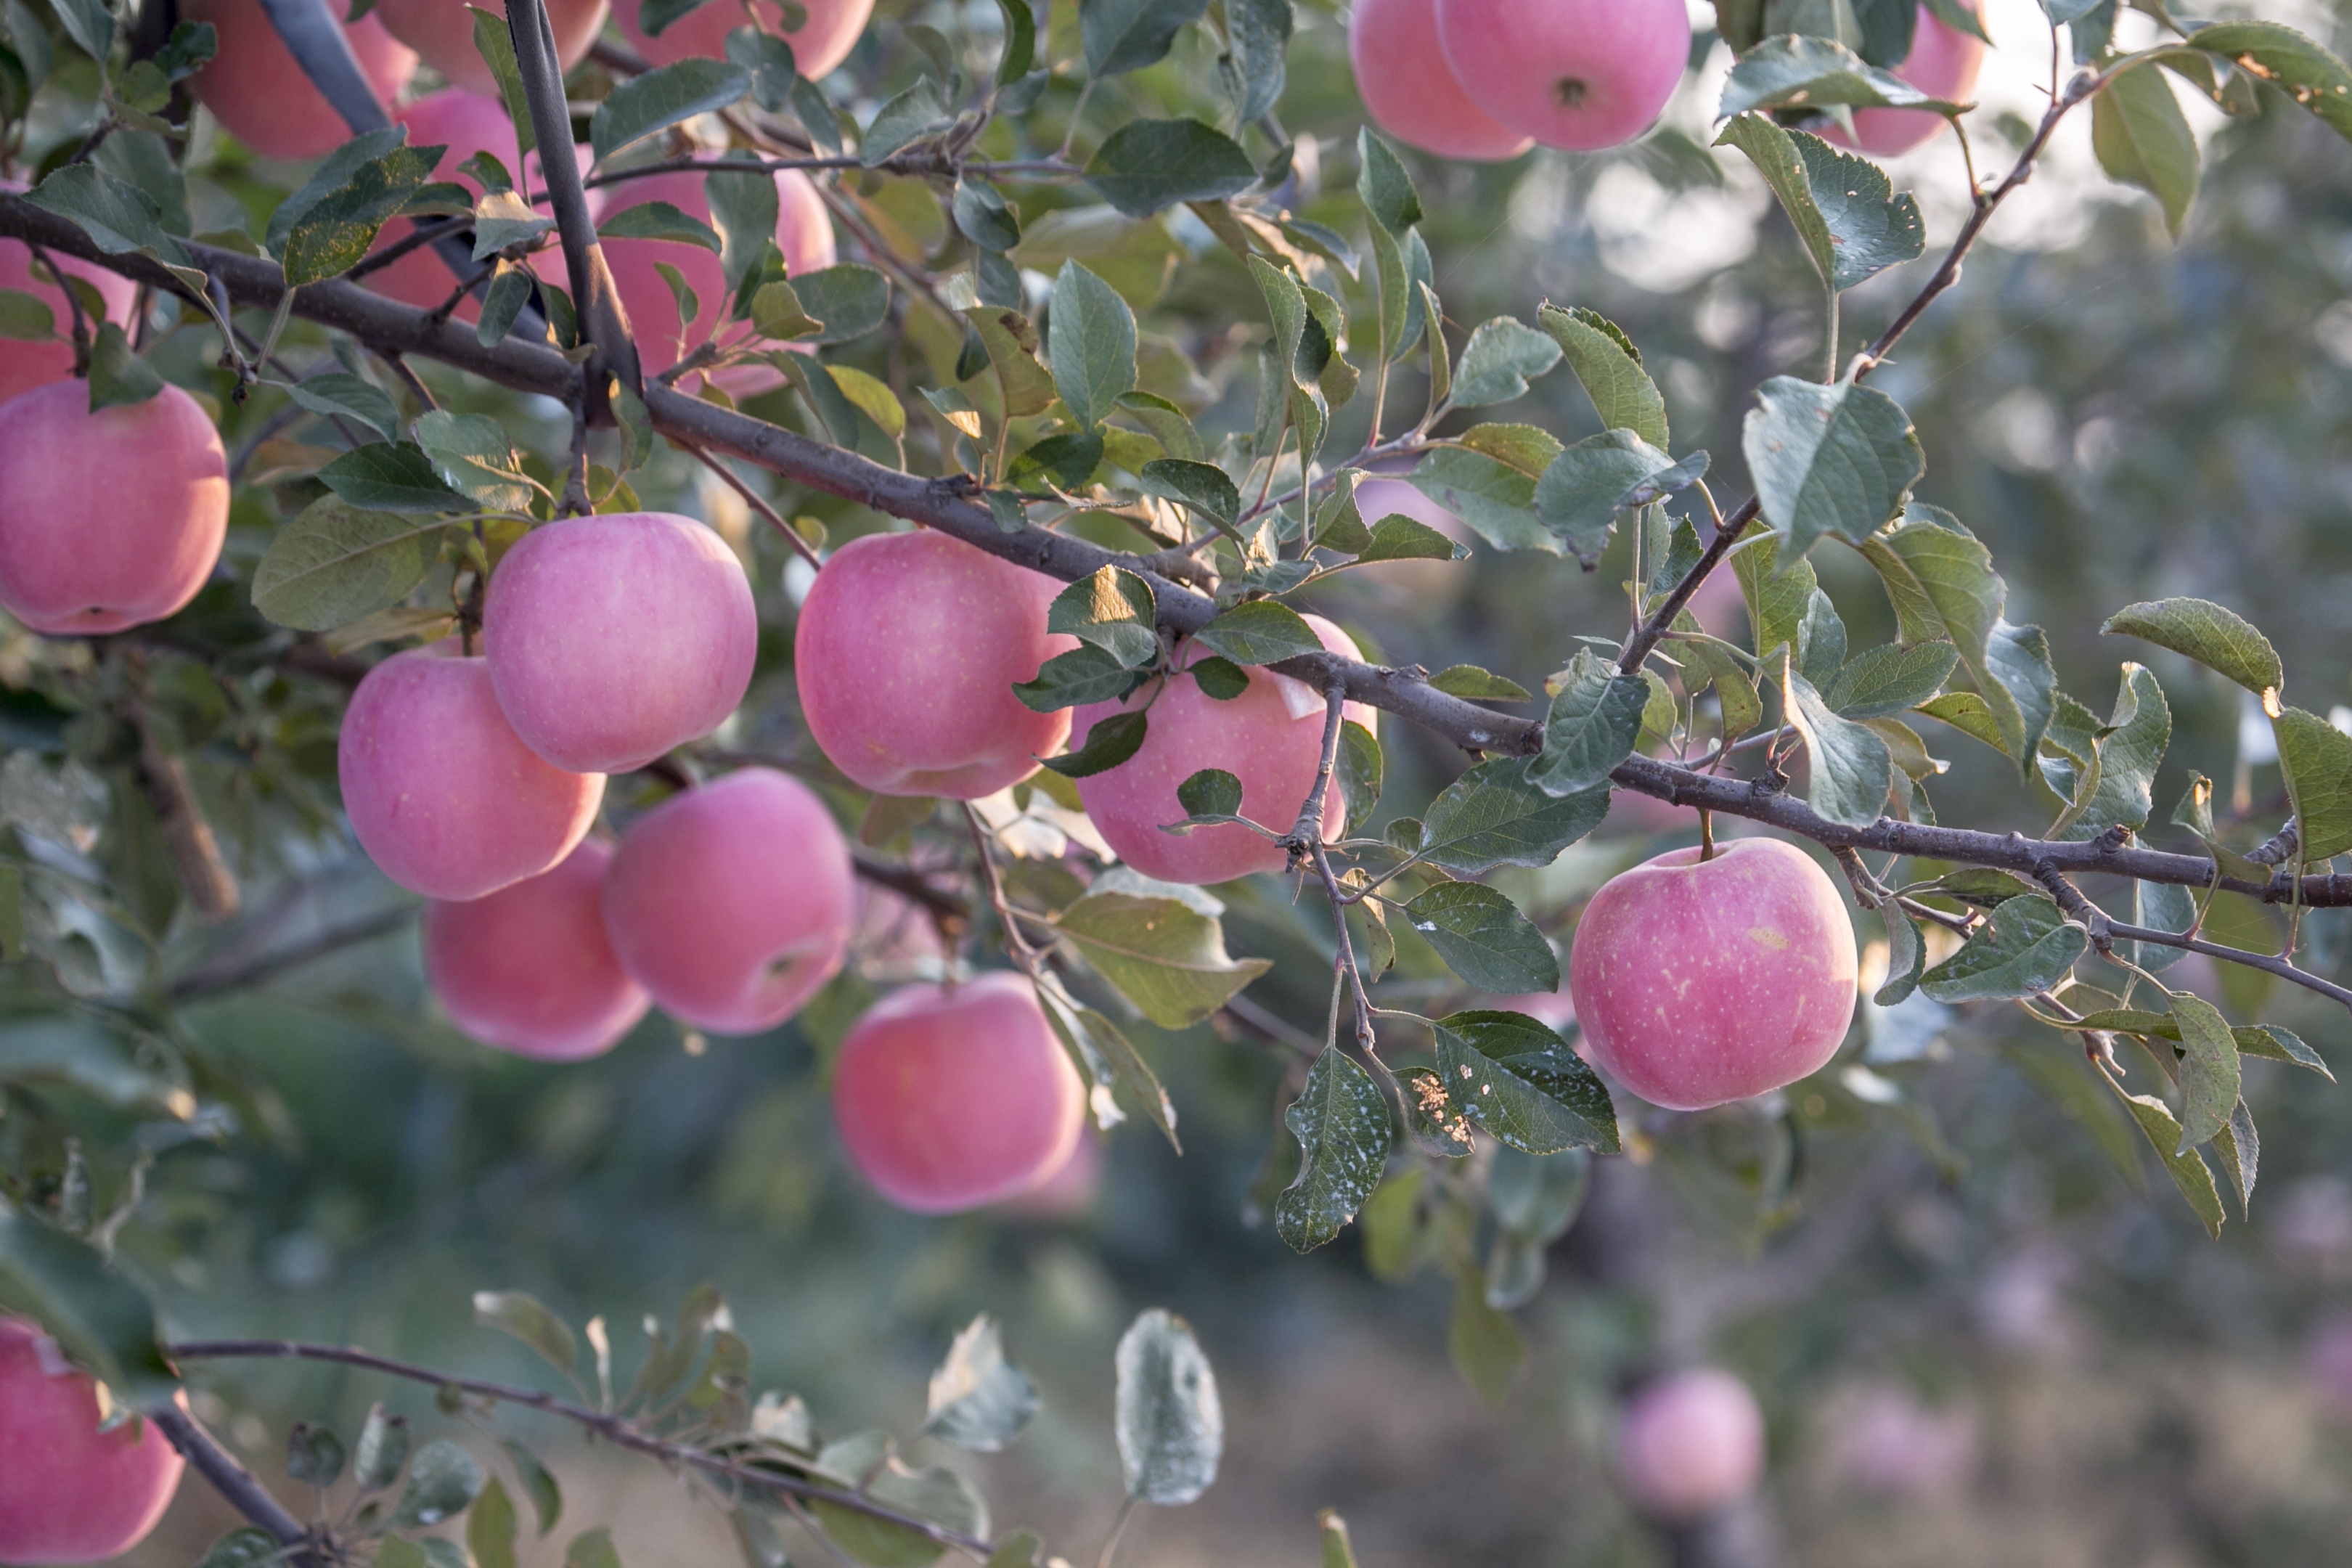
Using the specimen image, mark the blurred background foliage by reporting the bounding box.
[9,0,2352,1564]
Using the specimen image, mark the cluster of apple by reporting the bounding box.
[0,1318,186,1565]
[1351,0,1985,163]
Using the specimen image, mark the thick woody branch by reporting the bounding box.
[149,1405,326,1568]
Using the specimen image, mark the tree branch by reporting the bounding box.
[164,1339,994,1559]
[149,1405,326,1568]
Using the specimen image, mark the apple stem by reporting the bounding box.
[1698,809,1715,862]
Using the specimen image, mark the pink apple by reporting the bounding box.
[603,767,854,1034]
[373,0,609,98]
[181,0,417,161]
[1617,1367,1766,1521]
[794,529,1075,799]
[1822,1,1987,158]
[423,838,649,1060]
[483,512,759,774]
[365,91,584,322]
[0,1318,184,1565]
[0,380,227,634]
[1568,838,1857,1110]
[592,168,835,391]
[1432,0,1689,152]
[338,645,605,901]
[0,181,140,409]
[831,972,1086,1214]
[1074,615,1373,885]
[615,0,873,80]
[1349,0,1533,162]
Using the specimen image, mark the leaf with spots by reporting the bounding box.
[1274,1047,1390,1253]
[1431,1010,1618,1156]
[1919,894,2086,1003]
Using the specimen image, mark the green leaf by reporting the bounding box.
[2168,990,2240,1153]
[1353,515,1464,565]
[1048,565,1158,666]
[1532,429,1676,565]
[1407,444,1559,555]
[281,143,441,285]
[1320,1511,1361,1568]
[1714,116,1925,290]
[1985,619,2059,777]
[474,262,531,348]
[471,7,534,156]
[1044,710,1150,777]
[590,59,753,163]
[1432,1010,1617,1155]
[1275,1048,1391,1252]
[1083,0,1209,75]
[1449,317,1561,408]
[1783,658,1893,826]
[596,199,722,250]
[1826,640,1957,718]
[0,1205,178,1407]
[952,179,1022,253]
[994,0,1037,81]
[2213,1098,2258,1218]
[860,77,952,165]
[1176,769,1244,820]
[986,1530,1042,1568]
[788,264,891,344]
[1427,666,1530,701]
[1189,657,1249,701]
[560,1527,624,1568]
[27,163,188,265]
[2179,20,2352,142]
[197,1528,282,1568]
[2096,1059,2224,1239]
[1114,1308,1222,1503]
[2093,62,2199,238]
[1040,981,1179,1150]
[1013,645,1141,712]
[1403,883,1557,993]
[251,496,450,632]
[470,189,556,261]
[1355,126,1422,233]
[1221,0,1291,121]
[1048,261,1138,430]
[960,306,1058,417]
[1085,118,1258,217]
[469,1477,518,1568]
[1877,904,1925,1005]
[48,0,111,61]
[1447,1269,1523,1408]
[1919,895,2086,1003]
[2274,706,2352,862]
[281,372,401,439]
[1418,759,1610,875]
[1054,890,1273,1029]
[473,1289,578,1378]
[1731,528,1814,658]
[319,441,472,513]
[1537,304,1668,449]
[1191,600,1323,666]
[1720,33,1967,118]
[2056,663,2171,841]
[724,23,797,110]
[392,1439,483,1528]
[1335,719,1381,834]
[0,287,56,340]
[1529,648,1648,797]
[1743,374,1924,559]
[354,1404,409,1490]
[924,1315,1040,1452]
[84,321,164,410]
[1005,430,1103,490]
[2100,597,2282,697]
[415,409,536,513]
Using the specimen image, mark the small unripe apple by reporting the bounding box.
[0,1318,185,1565]
[1349,0,1533,162]
[1616,1367,1766,1521]
[615,0,874,81]
[0,380,228,634]
[0,182,140,409]
[483,513,759,775]
[338,645,605,901]
[1821,1,1988,158]
[366,91,584,321]
[373,0,610,98]
[1432,0,1689,152]
[423,838,649,1060]
[593,168,836,391]
[832,972,1087,1214]
[181,0,418,161]
[1073,616,1373,886]
[794,529,1075,799]
[1568,838,1857,1110]
[603,768,854,1035]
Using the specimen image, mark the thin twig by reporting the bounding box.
[1279,687,1348,864]
[167,906,415,1003]
[686,444,824,569]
